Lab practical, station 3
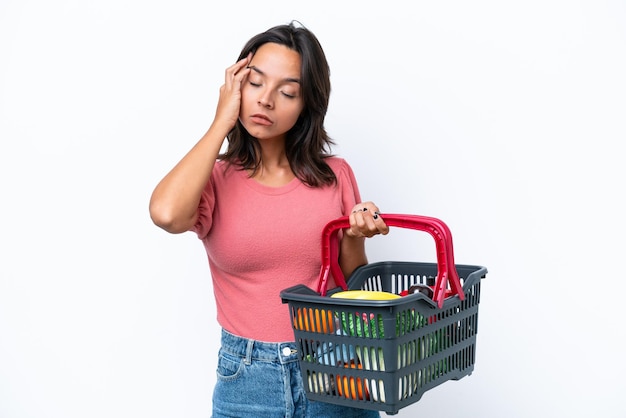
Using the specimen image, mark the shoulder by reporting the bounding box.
[324,156,359,188]
[206,160,244,192]
[324,156,352,174]
[212,159,237,180]
[214,159,229,173]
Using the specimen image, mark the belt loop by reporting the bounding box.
[244,339,254,365]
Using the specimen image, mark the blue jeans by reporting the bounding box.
[212,329,381,418]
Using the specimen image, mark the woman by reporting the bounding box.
[149,21,387,417]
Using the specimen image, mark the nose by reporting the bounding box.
[258,90,274,109]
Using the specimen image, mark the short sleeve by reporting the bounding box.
[331,158,362,216]
[190,176,216,240]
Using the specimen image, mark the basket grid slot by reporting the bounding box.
[355,345,385,371]
[396,309,428,336]
[306,370,333,395]
[338,309,385,339]
[361,275,384,292]
[306,370,376,402]
[393,273,437,295]
[292,306,336,334]
[368,379,387,403]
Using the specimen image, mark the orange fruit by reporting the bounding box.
[335,362,369,400]
[295,308,335,333]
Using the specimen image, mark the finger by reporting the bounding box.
[234,53,252,82]
[350,205,389,237]
[225,55,251,87]
[362,213,380,238]
[360,204,389,235]
[346,210,366,238]
[350,210,376,238]
[374,214,390,235]
[227,55,250,75]
[368,210,389,236]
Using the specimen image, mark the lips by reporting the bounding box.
[250,113,273,126]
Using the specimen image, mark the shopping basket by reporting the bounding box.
[280,213,487,415]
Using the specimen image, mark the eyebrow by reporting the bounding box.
[247,65,301,84]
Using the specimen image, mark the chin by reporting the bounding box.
[247,128,284,142]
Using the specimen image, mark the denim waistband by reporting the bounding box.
[219,329,299,365]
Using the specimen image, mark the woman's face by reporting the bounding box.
[239,42,305,141]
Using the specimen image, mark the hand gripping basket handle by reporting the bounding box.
[317,213,464,308]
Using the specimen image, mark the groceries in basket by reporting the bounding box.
[280,213,487,415]
[332,290,398,339]
[331,290,400,300]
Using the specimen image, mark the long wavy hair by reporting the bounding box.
[219,21,336,187]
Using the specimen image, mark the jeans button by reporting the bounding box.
[282,347,291,356]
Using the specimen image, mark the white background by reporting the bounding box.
[1,1,625,417]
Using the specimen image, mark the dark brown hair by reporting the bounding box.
[219,21,336,187]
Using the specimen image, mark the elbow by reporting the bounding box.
[149,200,192,234]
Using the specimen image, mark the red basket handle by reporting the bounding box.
[317,213,464,308]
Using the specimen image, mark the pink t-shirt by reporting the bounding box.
[192,157,361,342]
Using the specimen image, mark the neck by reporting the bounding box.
[250,140,295,186]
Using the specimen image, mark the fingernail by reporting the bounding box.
[363,208,368,211]
[373,214,378,220]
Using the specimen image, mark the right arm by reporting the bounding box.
[149,55,251,233]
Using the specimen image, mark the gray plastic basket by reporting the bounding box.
[280,214,487,415]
